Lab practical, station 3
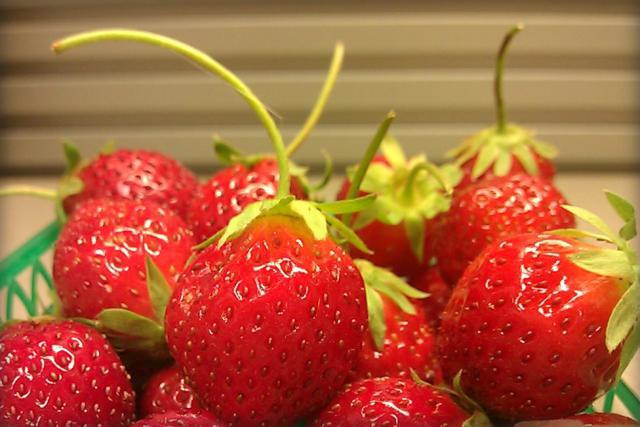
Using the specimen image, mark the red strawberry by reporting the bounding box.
[435,173,575,286]
[140,365,205,417]
[165,215,368,425]
[448,25,557,191]
[62,145,198,220]
[410,266,452,328]
[352,259,441,383]
[310,377,471,426]
[516,413,639,426]
[0,319,135,426]
[131,411,225,427]
[439,193,640,422]
[53,198,193,320]
[187,157,306,243]
[338,138,460,277]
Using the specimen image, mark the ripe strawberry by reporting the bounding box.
[516,413,639,426]
[439,193,640,422]
[435,173,575,285]
[448,25,557,191]
[0,319,135,426]
[310,377,471,426]
[131,411,225,427]
[352,259,441,383]
[62,144,198,220]
[165,215,368,425]
[410,266,452,328]
[140,365,205,417]
[53,198,193,320]
[338,138,460,277]
[187,157,307,243]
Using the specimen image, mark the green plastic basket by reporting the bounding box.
[1,221,639,422]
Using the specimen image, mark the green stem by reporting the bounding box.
[401,161,451,204]
[494,23,524,134]
[286,42,345,157]
[52,29,290,197]
[0,185,57,199]
[342,111,395,226]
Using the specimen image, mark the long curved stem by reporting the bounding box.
[494,23,524,134]
[0,186,57,199]
[342,111,395,226]
[52,29,290,197]
[401,161,451,204]
[286,42,345,157]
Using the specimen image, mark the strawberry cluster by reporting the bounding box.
[0,25,638,427]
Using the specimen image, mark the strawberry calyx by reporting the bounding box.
[72,257,172,359]
[354,259,428,350]
[447,24,557,182]
[348,135,461,261]
[410,370,493,427]
[551,191,639,381]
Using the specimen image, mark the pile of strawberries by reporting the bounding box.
[0,26,638,427]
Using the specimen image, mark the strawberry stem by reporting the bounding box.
[0,185,57,200]
[342,111,395,226]
[494,24,524,134]
[286,42,344,157]
[401,161,451,204]
[52,29,290,198]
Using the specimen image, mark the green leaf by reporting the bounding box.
[287,201,328,241]
[316,194,377,215]
[462,412,493,427]
[359,163,394,194]
[365,285,386,351]
[529,138,558,159]
[380,135,406,169]
[404,213,425,262]
[47,287,63,317]
[96,308,163,340]
[309,150,334,192]
[471,144,499,179]
[351,204,379,231]
[62,140,82,174]
[374,195,405,225]
[511,144,539,175]
[605,191,637,241]
[452,370,484,413]
[549,228,614,244]
[493,150,513,176]
[615,323,640,382]
[55,175,84,223]
[100,140,117,155]
[410,369,431,386]
[562,205,619,244]
[568,249,635,283]
[145,257,172,323]
[324,213,371,254]
[217,198,287,247]
[213,138,246,166]
[606,282,639,352]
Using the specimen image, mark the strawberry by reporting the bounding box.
[61,143,198,220]
[410,266,452,328]
[447,24,557,191]
[131,411,225,427]
[338,137,460,277]
[187,157,307,243]
[439,192,640,421]
[310,377,471,426]
[0,319,135,426]
[52,198,193,355]
[516,413,639,426]
[140,365,205,417]
[352,259,441,383]
[435,173,575,286]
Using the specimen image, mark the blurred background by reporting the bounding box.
[0,0,639,414]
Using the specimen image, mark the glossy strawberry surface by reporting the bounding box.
[64,149,198,220]
[187,158,306,243]
[456,150,555,190]
[439,233,625,421]
[435,173,575,286]
[131,410,225,427]
[140,365,205,417]
[165,215,368,425]
[0,320,135,426]
[410,266,451,328]
[311,377,470,426]
[352,295,441,384]
[53,198,194,319]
